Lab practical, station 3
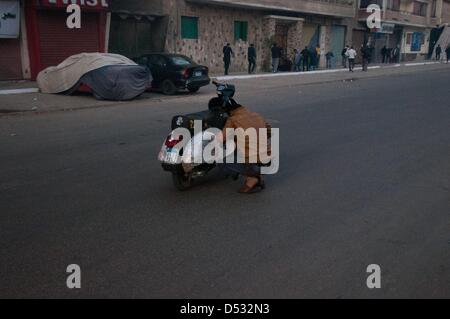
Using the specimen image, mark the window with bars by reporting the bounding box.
[181,16,199,39]
[431,0,437,17]
[234,21,248,42]
[386,0,400,11]
[413,1,428,16]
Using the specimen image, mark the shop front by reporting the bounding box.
[402,27,429,62]
[368,24,403,63]
[25,0,109,79]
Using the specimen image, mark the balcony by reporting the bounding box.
[187,0,356,18]
[384,9,428,26]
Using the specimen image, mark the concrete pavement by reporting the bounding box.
[0,62,448,115]
[0,66,449,298]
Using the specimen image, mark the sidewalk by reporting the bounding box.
[213,61,449,93]
[0,81,39,95]
[0,62,448,115]
[213,61,442,81]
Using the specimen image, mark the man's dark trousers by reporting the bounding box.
[302,58,309,71]
[348,58,355,72]
[248,58,256,74]
[224,59,231,75]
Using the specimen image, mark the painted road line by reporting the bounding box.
[0,88,39,95]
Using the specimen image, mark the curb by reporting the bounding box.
[0,88,39,95]
[0,62,444,95]
[214,62,443,81]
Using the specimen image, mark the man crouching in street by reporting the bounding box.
[219,100,272,194]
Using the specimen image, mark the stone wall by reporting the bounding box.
[163,0,272,74]
[287,20,305,55]
[159,0,358,73]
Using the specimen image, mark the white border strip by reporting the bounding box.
[217,68,348,81]
[215,62,443,81]
[404,62,440,67]
[216,66,382,81]
[0,88,39,95]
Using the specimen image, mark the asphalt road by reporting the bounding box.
[1,67,449,298]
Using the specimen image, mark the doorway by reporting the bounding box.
[275,24,288,54]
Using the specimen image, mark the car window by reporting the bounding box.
[156,56,168,67]
[170,56,193,66]
[146,55,157,65]
[137,56,148,65]
[148,55,167,67]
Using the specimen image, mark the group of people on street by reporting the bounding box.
[222,41,450,76]
[381,45,400,64]
[435,44,450,63]
[342,44,373,70]
[341,45,369,72]
[292,45,323,72]
[223,42,326,75]
[342,45,357,72]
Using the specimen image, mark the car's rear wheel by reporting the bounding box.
[188,87,200,93]
[162,80,177,95]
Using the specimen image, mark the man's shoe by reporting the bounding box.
[238,176,265,194]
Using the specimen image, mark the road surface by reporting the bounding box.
[1,67,449,298]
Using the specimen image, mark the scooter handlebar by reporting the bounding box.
[212,81,225,87]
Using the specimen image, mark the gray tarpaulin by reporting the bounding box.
[37,53,152,101]
[37,53,138,94]
[78,65,152,101]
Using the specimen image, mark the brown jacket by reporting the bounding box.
[222,106,271,163]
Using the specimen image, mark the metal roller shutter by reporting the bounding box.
[37,10,100,70]
[330,26,346,66]
[0,39,22,80]
[352,30,366,64]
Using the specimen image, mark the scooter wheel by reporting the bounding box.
[172,171,192,191]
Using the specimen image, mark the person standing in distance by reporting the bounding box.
[271,43,281,73]
[248,44,257,74]
[445,45,450,64]
[341,45,349,68]
[435,44,442,62]
[223,43,234,75]
[346,46,357,72]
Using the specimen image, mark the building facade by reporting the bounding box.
[0,0,25,80]
[108,0,450,73]
[1,0,450,81]
[157,0,358,73]
[0,0,110,81]
[357,0,450,63]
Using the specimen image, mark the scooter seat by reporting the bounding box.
[171,110,227,131]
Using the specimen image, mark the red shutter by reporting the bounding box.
[0,39,22,80]
[37,10,101,70]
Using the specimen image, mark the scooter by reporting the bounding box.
[158,82,237,191]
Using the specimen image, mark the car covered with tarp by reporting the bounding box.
[37,53,152,101]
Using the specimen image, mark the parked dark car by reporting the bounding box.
[134,53,210,95]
